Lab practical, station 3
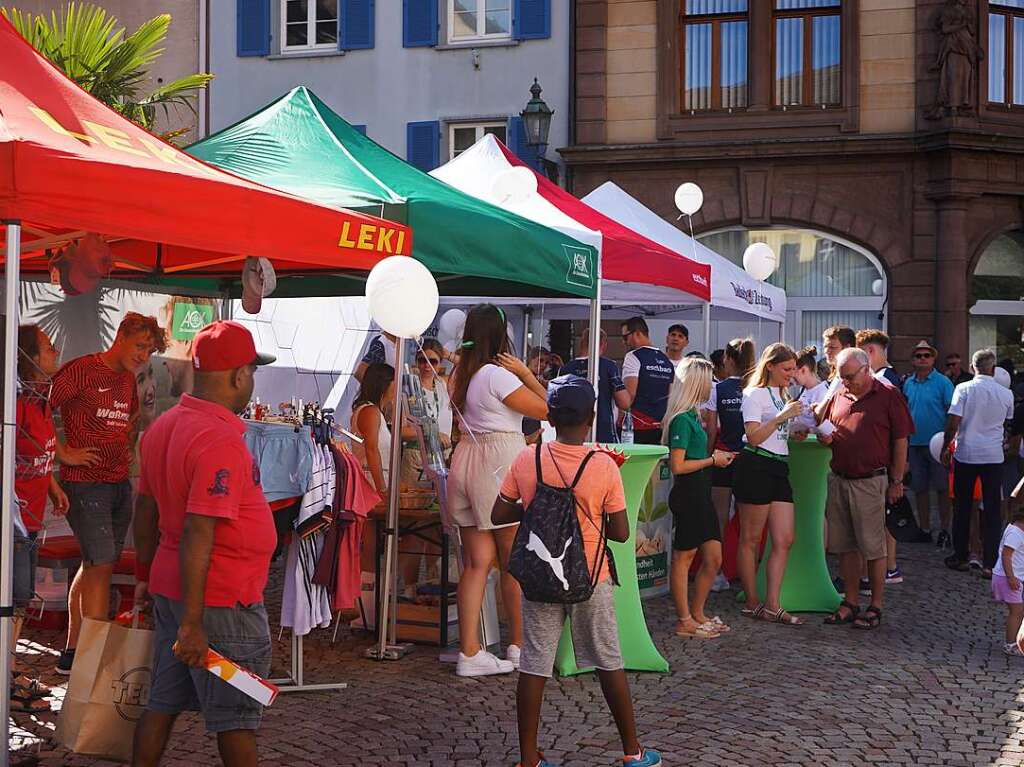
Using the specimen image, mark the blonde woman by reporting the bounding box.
[664,358,737,639]
[733,343,806,626]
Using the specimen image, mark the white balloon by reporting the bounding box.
[365,257,439,339]
[442,339,458,354]
[871,279,883,296]
[994,366,1012,388]
[438,309,466,345]
[491,167,537,205]
[929,432,945,465]
[743,242,777,281]
[674,182,704,216]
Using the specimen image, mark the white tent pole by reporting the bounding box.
[377,336,406,657]
[521,308,531,362]
[702,301,711,356]
[587,251,602,443]
[1,221,22,766]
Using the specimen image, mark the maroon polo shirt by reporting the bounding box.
[820,378,915,477]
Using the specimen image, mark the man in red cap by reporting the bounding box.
[131,321,275,767]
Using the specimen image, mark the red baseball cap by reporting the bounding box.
[191,321,276,371]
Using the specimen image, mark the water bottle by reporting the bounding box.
[620,410,635,445]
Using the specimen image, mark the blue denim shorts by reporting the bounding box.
[243,422,314,502]
[13,530,38,610]
[64,480,132,566]
[908,445,948,495]
[148,595,272,733]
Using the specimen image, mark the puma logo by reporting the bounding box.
[526,532,572,592]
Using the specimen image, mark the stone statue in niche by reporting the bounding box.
[928,0,984,118]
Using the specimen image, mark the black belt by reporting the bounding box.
[833,468,887,481]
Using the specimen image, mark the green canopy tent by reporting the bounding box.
[189,87,597,300]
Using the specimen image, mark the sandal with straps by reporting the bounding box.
[741,604,765,620]
[853,605,882,630]
[761,606,803,625]
[824,600,860,625]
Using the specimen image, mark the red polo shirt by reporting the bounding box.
[820,378,914,477]
[139,394,274,608]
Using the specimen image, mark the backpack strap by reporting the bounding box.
[534,443,546,486]
[568,450,597,489]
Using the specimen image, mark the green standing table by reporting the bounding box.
[754,436,841,613]
[554,444,670,676]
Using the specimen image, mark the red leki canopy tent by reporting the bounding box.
[0,15,412,282]
[494,139,711,303]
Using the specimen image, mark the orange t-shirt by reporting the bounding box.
[500,442,626,583]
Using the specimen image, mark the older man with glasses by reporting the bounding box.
[902,340,955,546]
[819,348,914,631]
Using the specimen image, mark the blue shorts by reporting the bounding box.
[64,480,132,566]
[908,445,947,495]
[148,596,272,733]
[243,422,314,502]
[13,530,38,610]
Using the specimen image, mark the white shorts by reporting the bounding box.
[447,431,524,530]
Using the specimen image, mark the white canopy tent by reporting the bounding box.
[582,182,786,350]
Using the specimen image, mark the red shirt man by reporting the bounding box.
[133,321,276,761]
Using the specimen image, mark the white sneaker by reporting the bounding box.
[505,644,521,669]
[711,573,730,592]
[455,650,515,677]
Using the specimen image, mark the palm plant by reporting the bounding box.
[1,2,213,138]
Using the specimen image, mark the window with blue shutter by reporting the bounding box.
[513,0,551,41]
[340,0,375,50]
[237,0,271,57]
[507,115,542,169]
[403,0,438,47]
[353,124,367,135]
[407,121,440,171]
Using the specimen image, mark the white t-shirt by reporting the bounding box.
[455,364,524,435]
[741,386,790,456]
[793,380,829,431]
[994,524,1024,579]
[948,375,1014,464]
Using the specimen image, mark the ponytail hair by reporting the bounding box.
[725,337,756,385]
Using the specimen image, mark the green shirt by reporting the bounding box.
[668,409,708,461]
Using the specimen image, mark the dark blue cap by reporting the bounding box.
[547,374,596,419]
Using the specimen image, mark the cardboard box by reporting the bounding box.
[204,649,279,707]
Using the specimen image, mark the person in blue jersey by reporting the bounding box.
[560,329,631,444]
[620,317,675,445]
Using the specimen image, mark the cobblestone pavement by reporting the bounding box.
[9,542,1024,766]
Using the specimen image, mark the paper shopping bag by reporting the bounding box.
[56,617,154,762]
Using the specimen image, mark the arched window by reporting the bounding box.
[970,232,1024,369]
[699,227,885,351]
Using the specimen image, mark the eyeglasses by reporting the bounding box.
[839,364,867,383]
[913,353,933,360]
[416,356,441,365]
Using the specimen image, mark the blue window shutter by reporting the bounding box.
[507,115,541,169]
[340,0,375,50]
[237,0,271,57]
[403,0,438,48]
[353,124,367,135]
[513,0,551,40]
[406,121,440,171]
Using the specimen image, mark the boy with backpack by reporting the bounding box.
[491,375,662,767]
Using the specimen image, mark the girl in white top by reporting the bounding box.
[733,343,806,626]
[447,304,548,678]
[793,345,830,433]
[993,512,1024,655]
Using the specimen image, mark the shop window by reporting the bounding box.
[970,232,1024,367]
[449,121,507,159]
[681,0,749,112]
[281,0,338,51]
[449,0,512,42]
[988,0,1024,107]
[773,0,841,108]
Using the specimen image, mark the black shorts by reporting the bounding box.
[732,449,793,506]
[711,462,734,488]
[670,469,721,551]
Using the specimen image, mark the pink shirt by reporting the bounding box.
[500,443,626,583]
[139,395,275,607]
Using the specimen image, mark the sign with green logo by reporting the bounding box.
[171,302,214,341]
[563,244,595,289]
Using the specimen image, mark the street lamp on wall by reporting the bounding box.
[520,78,553,175]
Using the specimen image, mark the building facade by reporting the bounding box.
[566,0,1024,368]
[208,0,569,175]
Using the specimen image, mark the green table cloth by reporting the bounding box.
[554,444,670,675]
[754,436,841,613]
